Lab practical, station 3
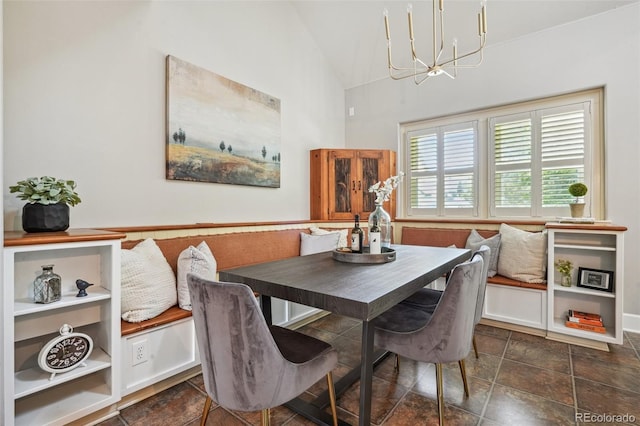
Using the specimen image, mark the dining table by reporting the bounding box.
[218,243,470,426]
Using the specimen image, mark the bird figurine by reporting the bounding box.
[75,279,94,297]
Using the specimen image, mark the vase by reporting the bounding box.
[368,204,391,249]
[560,274,572,287]
[22,203,70,233]
[33,264,62,304]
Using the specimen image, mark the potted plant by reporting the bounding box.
[9,176,82,232]
[554,258,573,287]
[568,182,587,218]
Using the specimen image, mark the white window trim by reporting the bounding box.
[397,88,604,220]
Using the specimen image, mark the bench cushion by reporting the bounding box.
[121,305,192,336]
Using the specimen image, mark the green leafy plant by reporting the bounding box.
[568,182,588,202]
[554,259,573,276]
[9,176,82,206]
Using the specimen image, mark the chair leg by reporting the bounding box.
[394,353,400,371]
[326,372,339,426]
[200,396,212,426]
[435,363,445,426]
[472,333,479,358]
[458,359,470,397]
[261,408,271,426]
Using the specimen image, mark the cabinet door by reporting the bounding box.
[356,150,386,219]
[327,150,357,220]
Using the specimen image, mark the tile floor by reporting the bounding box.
[99,315,640,425]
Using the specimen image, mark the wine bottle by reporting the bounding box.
[369,216,381,254]
[351,214,364,253]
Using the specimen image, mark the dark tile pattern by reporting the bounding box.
[98,316,640,425]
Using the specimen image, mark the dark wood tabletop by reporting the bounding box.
[219,244,470,321]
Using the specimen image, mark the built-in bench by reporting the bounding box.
[400,225,548,332]
[117,225,335,399]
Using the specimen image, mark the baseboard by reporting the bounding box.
[623,312,640,333]
[478,318,546,337]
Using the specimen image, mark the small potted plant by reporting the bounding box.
[554,258,573,287]
[9,176,82,232]
[568,182,588,218]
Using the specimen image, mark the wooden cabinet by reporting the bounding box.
[2,229,125,426]
[310,149,396,221]
[546,223,626,350]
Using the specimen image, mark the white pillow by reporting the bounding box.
[177,241,217,311]
[121,238,178,322]
[497,224,547,283]
[309,226,349,248]
[300,232,340,256]
[466,230,501,277]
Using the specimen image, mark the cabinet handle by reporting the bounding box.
[358,180,362,190]
[352,181,356,191]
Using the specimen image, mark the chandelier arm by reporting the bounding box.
[438,36,486,68]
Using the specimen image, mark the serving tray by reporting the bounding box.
[332,247,396,264]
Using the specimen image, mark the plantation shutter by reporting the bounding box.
[407,122,477,216]
[490,103,589,217]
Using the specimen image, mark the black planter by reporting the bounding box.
[22,203,70,233]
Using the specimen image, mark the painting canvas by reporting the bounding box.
[166,55,281,187]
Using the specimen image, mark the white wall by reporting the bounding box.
[3,1,345,228]
[345,4,640,318]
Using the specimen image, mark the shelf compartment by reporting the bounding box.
[14,300,111,342]
[14,287,111,316]
[14,347,111,399]
[14,371,117,426]
[551,317,617,342]
[552,232,617,250]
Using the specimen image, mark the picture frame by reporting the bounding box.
[577,267,614,292]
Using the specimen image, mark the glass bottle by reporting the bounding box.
[351,214,364,253]
[33,264,62,304]
[368,204,392,249]
[369,216,381,254]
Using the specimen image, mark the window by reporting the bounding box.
[399,89,603,219]
[406,122,477,216]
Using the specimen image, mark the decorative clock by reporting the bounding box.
[38,324,93,380]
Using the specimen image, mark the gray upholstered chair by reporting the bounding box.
[373,255,484,425]
[187,274,339,426]
[401,245,491,358]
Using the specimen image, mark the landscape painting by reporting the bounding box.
[166,55,281,187]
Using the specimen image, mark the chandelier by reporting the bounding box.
[384,0,487,85]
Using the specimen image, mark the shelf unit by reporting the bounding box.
[2,229,125,426]
[546,223,626,350]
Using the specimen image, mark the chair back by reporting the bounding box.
[471,245,491,326]
[377,256,483,364]
[187,275,294,412]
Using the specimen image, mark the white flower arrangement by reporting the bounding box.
[368,172,404,205]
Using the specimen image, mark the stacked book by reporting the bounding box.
[565,309,606,333]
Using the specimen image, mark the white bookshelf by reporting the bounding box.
[546,223,626,350]
[2,229,124,426]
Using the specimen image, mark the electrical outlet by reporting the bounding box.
[132,340,148,366]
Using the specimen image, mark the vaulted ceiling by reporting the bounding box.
[291,0,638,89]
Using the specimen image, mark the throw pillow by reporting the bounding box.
[497,223,547,283]
[177,241,217,311]
[309,226,349,248]
[300,232,340,256]
[121,238,178,322]
[465,230,501,277]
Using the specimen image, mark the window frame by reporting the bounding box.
[397,88,604,220]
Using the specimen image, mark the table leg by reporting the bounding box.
[260,295,272,325]
[359,320,375,426]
